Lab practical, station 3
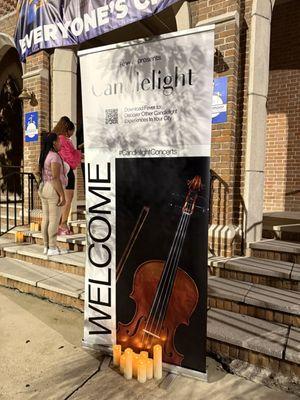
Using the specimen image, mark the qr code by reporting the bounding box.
[105,109,118,124]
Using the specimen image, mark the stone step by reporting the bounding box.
[5,228,86,252]
[207,308,300,377]
[250,239,300,263]
[3,243,85,276]
[210,256,300,292]
[0,257,84,311]
[208,276,300,327]
[70,220,86,234]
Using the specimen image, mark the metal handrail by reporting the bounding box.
[0,169,40,235]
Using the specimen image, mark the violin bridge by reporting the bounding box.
[142,329,160,339]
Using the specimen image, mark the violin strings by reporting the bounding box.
[142,213,187,348]
[151,213,191,341]
[146,213,190,349]
[141,213,188,348]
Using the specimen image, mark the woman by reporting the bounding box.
[53,117,82,235]
[39,133,68,256]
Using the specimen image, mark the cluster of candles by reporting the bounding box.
[113,344,162,383]
[15,231,25,243]
[30,222,40,232]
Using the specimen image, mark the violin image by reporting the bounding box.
[117,176,201,365]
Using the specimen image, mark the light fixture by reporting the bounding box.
[18,89,38,106]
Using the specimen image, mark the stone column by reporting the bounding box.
[52,49,78,220]
[22,51,50,221]
[244,0,276,250]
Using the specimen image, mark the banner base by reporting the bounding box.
[82,340,208,382]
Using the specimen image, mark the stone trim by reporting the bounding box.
[22,68,49,81]
[196,11,239,28]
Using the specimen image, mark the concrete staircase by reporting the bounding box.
[0,223,299,381]
[208,239,300,380]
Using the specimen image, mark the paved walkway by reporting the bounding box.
[0,287,298,400]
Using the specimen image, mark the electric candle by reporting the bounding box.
[146,359,154,380]
[120,354,125,374]
[140,351,148,359]
[153,344,162,380]
[35,223,40,231]
[137,359,147,383]
[113,344,122,366]
[124,348,133,380]
[30,222,35,231]
[132,353,139,378]
[15,232,19,243]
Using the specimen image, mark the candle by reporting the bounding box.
[132,353,139,378]
[124,348,133,380]
[140,351,148,359]
[19,232,24,242]
[15,232,19,243]
[120,354,125,374]
[113,344,122,367]
[146,359,154,380]
[137,359,147,383]
[35,223,40,231]
[30,223,35,231]
[153,344,162,380]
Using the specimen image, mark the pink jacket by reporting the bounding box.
[58,135,81,170]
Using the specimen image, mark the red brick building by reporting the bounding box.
[0,0,298,256]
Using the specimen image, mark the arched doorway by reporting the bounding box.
[0,40,23,195]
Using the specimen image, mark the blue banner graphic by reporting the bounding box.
[212,76,228,124]
[25,111,39,142]
[15,0,179,61]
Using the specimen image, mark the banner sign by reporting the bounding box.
[15,0,179,61]
[79,26,214,377]
[25,111,38,142]
[212,76,228,124]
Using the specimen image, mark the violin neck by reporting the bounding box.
[151,211,191,316]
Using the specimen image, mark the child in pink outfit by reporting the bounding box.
[53,117,82,235]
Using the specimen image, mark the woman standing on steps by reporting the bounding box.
[38,133,68,256]
[53,117,82,235]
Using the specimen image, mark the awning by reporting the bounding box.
[14,0,180,61]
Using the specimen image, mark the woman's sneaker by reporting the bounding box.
[58,226,72,236]
[47,247,68,256]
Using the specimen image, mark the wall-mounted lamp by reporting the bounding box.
[18,89,38,106]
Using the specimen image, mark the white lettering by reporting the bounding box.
[33,26,43,45]
[19,39,27,55]
[70,17,84,37]
[57,21,71,39]
[115,0,128,19]
[84,10,97,32]
[24,31,34,49]
[97,5,109,26]
[44,24,58,42]
[133,0,150,11]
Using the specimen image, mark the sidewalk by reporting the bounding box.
[0,287,298,400]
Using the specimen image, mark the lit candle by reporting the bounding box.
[35,223,40,231]
[113,344,122,367]
[30,223,35,231]
[19,232,24,242]
[153,344,162,380]
[124,348,133,380]
[15,232,19,243]
[146,359,154,380]
[137,359,147,383]
[120,354,125,374]
[132,353,139,378]
[140,351,148,359]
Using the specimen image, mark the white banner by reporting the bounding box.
[79,26,214,369]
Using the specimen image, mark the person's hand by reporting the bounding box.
[58,196,66,207]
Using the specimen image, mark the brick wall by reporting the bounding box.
[264,0,300,212]
[0,0,17,18]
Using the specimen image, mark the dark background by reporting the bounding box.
[116,157,209,373]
